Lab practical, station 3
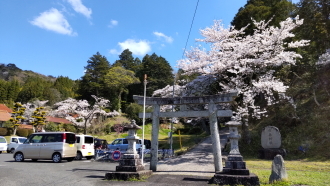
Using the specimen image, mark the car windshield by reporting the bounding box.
[0,138,6,143]
[18,138,27,143]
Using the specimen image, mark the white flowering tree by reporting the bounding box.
[159,16,309,143]
[52,95,120,134]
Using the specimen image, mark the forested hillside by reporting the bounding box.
[0,51,174,111]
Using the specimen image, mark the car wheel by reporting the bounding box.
[14,152,24,162]
[0,151,2,154]
[10,148,15,153]
[32,159,38,162]
[86,156,93,160]
[52,153,62,163]
[75,151,82,160]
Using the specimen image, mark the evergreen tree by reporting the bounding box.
[138,53,174,96]
[53,76,76,99]
[231,0,295,35]
[78,52,111,101]
[113,49,141,72]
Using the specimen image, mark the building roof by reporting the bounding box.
[0,110,11,121]
[0,104,12,113]
[46,116,72,124]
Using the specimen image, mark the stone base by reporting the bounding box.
[105,170,153,181]
[258,148,286,160]
[116,165,145,172]
[211,173,260,186]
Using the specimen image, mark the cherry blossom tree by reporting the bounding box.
[155,16,309,143]
[52,95,120,134]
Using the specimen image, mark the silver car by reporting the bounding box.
[13,132,77,163]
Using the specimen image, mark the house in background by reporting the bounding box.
[46,116,72,125]
[0,104,12,127]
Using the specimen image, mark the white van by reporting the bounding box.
[0,136,7,154]
[7,136,27,153]
[75,135,94,160]
[13,132,77,163]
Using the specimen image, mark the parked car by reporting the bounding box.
[0,136,7,154]
[108,138,151,151]
[94,138,108,150]
[13,132,77,163]
[7,136,27,153]
[75,135,94,160]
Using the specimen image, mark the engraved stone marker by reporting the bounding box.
[261,126,281,149]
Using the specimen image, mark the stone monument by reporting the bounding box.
[105,120,152,180]
[259,126,286,160]
[269,154,288,183]
[211,120,260,185]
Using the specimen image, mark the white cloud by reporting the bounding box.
[30,8,77,36]
[108,19,118,28]
[153,32,173,43]
[67,0,92,19]
[118,39,151,56]
[109,49,119,55]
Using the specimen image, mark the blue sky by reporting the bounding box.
[0,0,298,80]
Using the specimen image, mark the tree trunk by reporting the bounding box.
[13,126,17,136]
[118,89,123,112]
[84,120,88,134]
[241,117,251,144]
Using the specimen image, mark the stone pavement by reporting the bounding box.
[154,127,229,176]
[104,127,230,186]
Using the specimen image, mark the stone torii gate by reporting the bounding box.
[133,92,237,172]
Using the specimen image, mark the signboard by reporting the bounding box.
[112,150,121,161]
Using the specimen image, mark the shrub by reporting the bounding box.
[0,128,7,136]
[63,124,76,133]
[45,122,59,132]
[6,128,13,136]
[16,128,28,137]
[27,129,34,136]
[125,103,143,125]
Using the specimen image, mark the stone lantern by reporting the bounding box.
[211,120,260,185]
[105,120,152,180]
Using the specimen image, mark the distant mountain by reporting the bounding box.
[0,63,57,83]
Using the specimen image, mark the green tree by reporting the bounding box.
[9,102,26,136]
[294,0,330,58]
[231,0,295,35]
[53,76,76,99]
[113,49,141,72]
[104,66,140,111]
[17,76,53,103]
[138,53,174,96]
[0,79,8,103]
[7,79,21,103]
[30,106,47,132]
[78,52,111,101]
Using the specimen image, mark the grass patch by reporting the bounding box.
[245,158,330,186]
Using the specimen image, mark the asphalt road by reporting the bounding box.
[0,129,229,186]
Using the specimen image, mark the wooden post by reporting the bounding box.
[150,104,160,172]
[209,101,223,172]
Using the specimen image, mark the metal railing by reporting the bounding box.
[94,149,174,161]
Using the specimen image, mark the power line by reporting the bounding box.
[182,0,200,59]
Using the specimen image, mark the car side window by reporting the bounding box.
[123,139,128,144]
[29,134,43,143]
[113,139,121,145]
